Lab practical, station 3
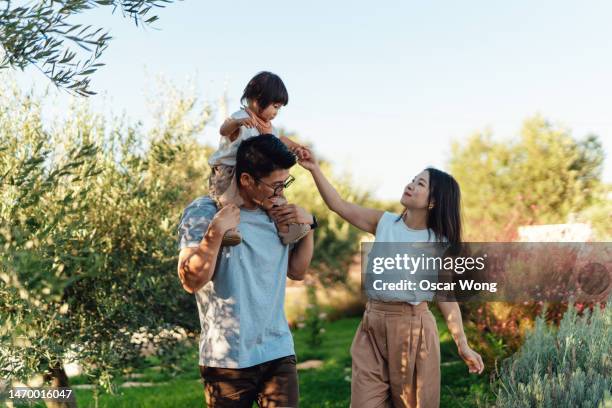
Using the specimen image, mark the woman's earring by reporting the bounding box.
[428,203,434,210]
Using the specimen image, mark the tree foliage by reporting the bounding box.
[449,116,605,241]
[0,0,175,96]
[449,116,608,380]
[0,76,210,391]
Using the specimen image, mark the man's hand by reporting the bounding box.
[269,203,313,226]
[210,204,240,234]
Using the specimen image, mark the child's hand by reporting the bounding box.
[236,117,257,129]
[296,147,318,171]
[293,146,309,160]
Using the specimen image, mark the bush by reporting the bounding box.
[495,300,611,407]
[0,76,211,391]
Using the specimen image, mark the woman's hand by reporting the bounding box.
[458,342,484,374]
[296,147,319,171]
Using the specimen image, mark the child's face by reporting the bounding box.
[257,102,283,121]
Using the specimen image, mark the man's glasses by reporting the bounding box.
[256,174,295,196]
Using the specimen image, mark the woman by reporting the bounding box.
[297,149,484,408]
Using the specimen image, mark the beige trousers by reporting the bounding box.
[350,301,440,408]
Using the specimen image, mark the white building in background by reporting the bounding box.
[518,223,593,242]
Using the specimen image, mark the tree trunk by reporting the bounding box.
[43,365,77,408]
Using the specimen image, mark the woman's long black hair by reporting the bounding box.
[425,167,462,245]
[398,167,462,246]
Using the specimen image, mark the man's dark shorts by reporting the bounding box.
[200,355,299,407]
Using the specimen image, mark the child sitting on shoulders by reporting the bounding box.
[208,71,311,246]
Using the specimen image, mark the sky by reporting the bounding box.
[15,0,612,200]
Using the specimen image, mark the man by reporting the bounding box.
[176,135,315,407]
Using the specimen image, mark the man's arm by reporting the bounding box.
[177,227,223,293]
[287,229,314,281]
[268,204,315,281]
[177,204,239,293]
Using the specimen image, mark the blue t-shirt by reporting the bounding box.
[177,196,294,368]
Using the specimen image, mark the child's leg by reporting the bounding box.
[209,165,233,204]
[279,223,311,245]
[218,175,244,208]
[209,165,242,246]
[267,197,311,245]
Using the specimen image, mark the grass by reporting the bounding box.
[7,312,494,408]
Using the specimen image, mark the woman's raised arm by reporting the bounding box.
[298,147,383,234]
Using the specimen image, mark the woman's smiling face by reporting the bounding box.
[400,170,431,210]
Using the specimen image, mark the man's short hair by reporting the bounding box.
[235,135,296,182]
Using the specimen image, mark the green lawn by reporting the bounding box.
[60,314,494,407]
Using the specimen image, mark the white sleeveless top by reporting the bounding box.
[208,109,279,167]
[368,212,446,305]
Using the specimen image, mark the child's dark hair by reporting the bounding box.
[425,167,462,245]
[241,71,289,110]
[235,135,296,182]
